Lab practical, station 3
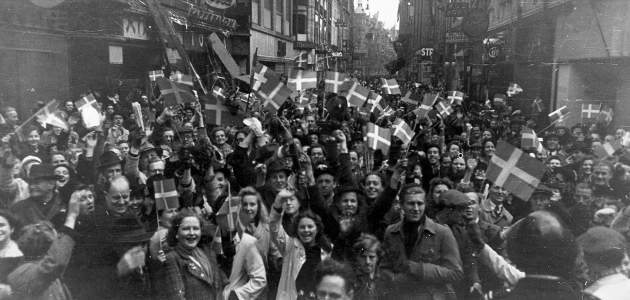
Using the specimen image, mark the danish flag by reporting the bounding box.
[392,118,414,145]
[324,71,348,93]
[380,78,401,95]
[288,69,318,92]
[366,122,391,153]
[343,81,370,108]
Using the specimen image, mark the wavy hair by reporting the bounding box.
[166,209,212,248]
[238,186,269,224]
[291,211,332,252]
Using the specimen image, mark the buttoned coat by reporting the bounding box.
[163,245,223,300]
[380,217,464,300]
[222,233,266,300]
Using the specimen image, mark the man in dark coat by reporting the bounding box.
[10,164,65,226]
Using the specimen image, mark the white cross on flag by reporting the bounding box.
[392,118,414,145]
[548,106,570,124]
[493,94,506,107]
[368,93,385,116]
[154,179,179,210]
[35,100,68,130]
[213,86,227,101]
[251,64,279,92]
[597,105,613,125]
[294,50,309,69]
[521,126,545,154]
[380,78,401,95]
[382,107,396,117]
[169,71,194,87]
[594,141,623,159]
[436,100,454,117]
[581,103,600,120]
[532,96,544,114]
[205,94,242,126]
[157,78,196,107]
[288,69,317,92]
[75,94,99,111]
[297,91,317,107]
[506,82,523,97]
[413,94,439,119]
[446,91,464,105]
[343,81,370,108]
[366,122,391,153]
[400,90,422,108]
[256,77,291,113]
[148,70,164,81]
[216,197,241,233]
[324,71,348,93]
[487,140,546,201]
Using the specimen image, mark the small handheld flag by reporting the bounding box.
[154,179,179,211]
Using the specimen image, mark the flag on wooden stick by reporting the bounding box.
[487,140,546,201]
[154,179,179,211]
[366,122,391,153]
[506,82,523,97]
[597,105,613,125]
[75,94,99,111]
[35,100,68,130]
[156,78,196,107]
[392,118,414,145]
[548,106,570,125]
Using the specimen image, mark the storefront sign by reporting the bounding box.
[446,32,469,44]
[445,2,469,17]
[331,52,343,57]
[484,38,505,62]
[187,4,237,29]
[181,0,235,10]
[335,22,347,27]
[415,48,433,58]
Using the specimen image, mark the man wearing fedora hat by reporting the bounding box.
[9,164,64,226]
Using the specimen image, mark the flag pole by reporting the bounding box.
[14,100,59,138]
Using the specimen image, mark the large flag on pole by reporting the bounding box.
[446,91,464,106]
[156,78,197,107]
[294,50,309,69]
[380,78,401,95]
[256,77,292,113]
[145,0,193,75]
[413,94,438,119]
[35,100,68,130]
[288,69,318,92]
[487,140,546,201]
[324,71,347,93]
[204,94,242,126]
[343,81,370,108]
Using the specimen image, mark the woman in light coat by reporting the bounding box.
[270,189,332,300]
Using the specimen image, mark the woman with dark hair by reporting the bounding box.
[0,209,22,297]
[480,138,496,165]
[6,193,80,300]
[426,177,453,219]
[270,189,333,300]
[163,210,224,300]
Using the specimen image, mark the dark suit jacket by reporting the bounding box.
[163,245,223,300]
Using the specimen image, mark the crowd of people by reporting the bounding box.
[0,73,629,300]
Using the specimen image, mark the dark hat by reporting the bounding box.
[105,217,154,244]
[256,143,279,164]
[474,161,488,171]
[178,128,194,135]
[336,183,363,196]
[568,141,589,153]
[532,184,553,197]
[266,160,292,177]
[437,190,470,208]
[544,131,560,142]
[139,142,163,158]
[314,162,335,179]
[28,164,63,182]
[97,151,123,169]
[577,226,627,255]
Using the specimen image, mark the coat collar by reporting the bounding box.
[389,216,438,235]
[174,246,214,285]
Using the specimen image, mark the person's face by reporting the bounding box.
[29,178,55,199]
[484,141,495,157]
[431,184,449,202]
[78,190,95,215]
[349,152,359,168]
[183,123,194,131]
[128,195,143,215]
[0,216,14,245]
[113,115,123,126]
[473,167,486,180]
[283,195,300,215]
[11,158,21,176]
[413,165,422,177]
[357,246,379,275]
[65,102,74,111]
[489,185,508,204]
[306,116,316,127]
[591,165,612,186]
[181,133,194,147]
[163,131,175,143]
[185,109,194,118]
[297,217,318,246]
[51,154,66,166]
[54,166,70,187]
[572,150,586,163]
[582,159,593,175]
[353,141,365,154]
[452,157,465,172]
[140,150,158,170]
[575,187,593,206]
[160,208,178,228]
[338,192,358,215]
[316,275,354,300]
[620,164,630,182]
[440,157,452,169]
[212,172,228,193]
[605,135,615,143]
[6,110,18,122]
[471,127,481,138]
[177,216,201,250]
[317,174,335,198]
[105,180,130,215]
[443,205,466,225]
[364,175,383,200]
[490,121,497,129]
[615,129,625,140]
[310,134,319,145]
[530,193,551,211]
[241,195,259,220]
[546,137,559,149]
[102,164,122,179]
[590,133,601,143]
[268,171,288,192]
[482,130,493,140]
[427,147,440,164]
[572,128,583,138]
[148,161,165,176]
[214,130,227,145]
[464,192,479,220]
[449,144,460,156]
[548,159,561,168]
[310,147,324,163]
[235,133,246,144]
[118,143,130,156]
[620,254,630,278]
[402,193,426,222]
[27,130,40,146]
[591,141,602,153]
